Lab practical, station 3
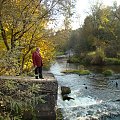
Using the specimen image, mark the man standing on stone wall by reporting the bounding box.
[32,47,43,79]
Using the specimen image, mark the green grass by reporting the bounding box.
[104,58,120,65]
[62,69,90,75]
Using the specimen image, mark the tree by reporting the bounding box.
[0,0,75,75]
[68,1,120,59]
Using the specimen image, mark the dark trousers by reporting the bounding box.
[35,66,43,79]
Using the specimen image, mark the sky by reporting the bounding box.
[71,0,120,30]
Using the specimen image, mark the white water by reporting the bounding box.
[50,60,120,120]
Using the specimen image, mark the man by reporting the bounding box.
[32,47,43,79]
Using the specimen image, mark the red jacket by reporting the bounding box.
[32,51,43,67]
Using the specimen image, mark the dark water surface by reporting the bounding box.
[50,59,120,120]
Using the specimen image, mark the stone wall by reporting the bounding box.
[0,72,58,120]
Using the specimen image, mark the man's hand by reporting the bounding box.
[34,65,37,68]
[31,64,37,70]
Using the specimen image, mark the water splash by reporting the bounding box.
[60,101,120,120]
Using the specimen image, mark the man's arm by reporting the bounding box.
[32,53,36,67]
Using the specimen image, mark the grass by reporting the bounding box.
[104,58,120,65]
[62,69,90,75]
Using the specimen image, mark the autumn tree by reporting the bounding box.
[0,0,75,75]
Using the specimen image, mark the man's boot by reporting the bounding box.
[39,74,44,79]
[35,74,39,79]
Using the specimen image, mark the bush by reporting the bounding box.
[67,56,80,63]
[0,48,22,76]
[83,54,93,64]
[102,69,113,76]
[105,47,117,58]
[104,58,120,65]
[83,48,105,65]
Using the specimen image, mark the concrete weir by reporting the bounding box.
[0,71,58,120]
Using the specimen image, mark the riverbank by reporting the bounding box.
[68,55,120,65]
[0,71,58,120]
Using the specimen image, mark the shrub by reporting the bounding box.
[104,47,117,58]
[104,58,120,65]
[102,69,113,76]
[83,48,105,65]
[67,56,80,63]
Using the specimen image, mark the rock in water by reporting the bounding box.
[62,95,74,101]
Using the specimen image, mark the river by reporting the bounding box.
[50,58,120,120]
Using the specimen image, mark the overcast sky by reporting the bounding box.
[71,0,120,30]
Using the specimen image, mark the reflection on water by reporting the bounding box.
[50,59,120,120]
[86,65,120,74]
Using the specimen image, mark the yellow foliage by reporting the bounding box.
[37,40,55,66]
[0,42,6,51]
[99,25,104,29]
[5,28,9,31]
[100,8,110,24]
[0,0,56,74]
[23,40,56,71]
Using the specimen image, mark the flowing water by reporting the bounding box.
[50,58,120,120]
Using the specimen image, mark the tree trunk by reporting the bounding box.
[11,29,16,49]
[0,17,9,50]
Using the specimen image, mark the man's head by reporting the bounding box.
[36,47,40,52]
